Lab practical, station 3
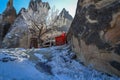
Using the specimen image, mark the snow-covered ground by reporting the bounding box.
[0,45,120,80]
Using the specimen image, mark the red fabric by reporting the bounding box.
[55,33,66,46]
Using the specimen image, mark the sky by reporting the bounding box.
[0,0,78,17]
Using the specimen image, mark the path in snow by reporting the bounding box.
[0,45,120,80]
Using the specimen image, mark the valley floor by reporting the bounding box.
[0,45,120,80]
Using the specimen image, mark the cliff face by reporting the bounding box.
[2,15,30,48]
[68,0,120,76]
[54,8,73,32]
[0,0,17,47]
[29,0,50,11]
[3,0,16,24]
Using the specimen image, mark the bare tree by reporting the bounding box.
[22,3,59,47]
[21,2,49,45]
[46,6,59,28]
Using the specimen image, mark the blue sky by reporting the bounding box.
[0,0,77,17]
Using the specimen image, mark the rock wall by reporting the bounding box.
[2,0,50,48]
[2,15,31,48]
[68,0,120,76]
[54,8,73,32]
[3,0,16,24]
[0,0,16,47]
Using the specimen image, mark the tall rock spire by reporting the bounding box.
[7,0,13,8]
[3,0,16,24]
[1,0,16,41]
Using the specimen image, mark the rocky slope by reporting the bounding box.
[68,0,120,76]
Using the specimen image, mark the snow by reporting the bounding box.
[34,53,48,62]
[0,46,120,80]
[0,49,56,80]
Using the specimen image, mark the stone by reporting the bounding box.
[2,57,10,62]
[69,52,77,59]
[35,62,52,75]
[68,0,120,76]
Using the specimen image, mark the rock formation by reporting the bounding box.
[0,0,17,47]
[0,14,3,46]
[3,0,16,24]
[54,8,73,32]
[2,15,30,48]
[68,0,120,76]
[29,0,50,11]
[2,0,50,48]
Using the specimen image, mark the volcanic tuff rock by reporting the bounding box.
[29,0,50,11]
[2,0,50,48]
[68,0,120,76]
[2,0,16,24]
[0,15,3,46]
[0,14,2,22]
[0,0,17,47]
[54,8,73,32]
[2,15,30,48]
